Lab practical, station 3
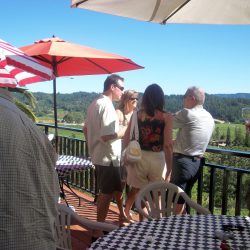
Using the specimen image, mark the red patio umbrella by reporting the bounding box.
[0,39,54,87]
[20,36,143,130]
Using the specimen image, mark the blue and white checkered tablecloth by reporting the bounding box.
[89,215,250,250]
[56,155,93,178]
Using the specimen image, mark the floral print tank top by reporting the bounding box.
[138,117,165,152]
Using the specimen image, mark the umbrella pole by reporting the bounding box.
[53,78,58,151]
[52,56,59,151]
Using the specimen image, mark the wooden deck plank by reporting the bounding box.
[60,186,139,250]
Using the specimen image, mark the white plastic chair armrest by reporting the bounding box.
[58,204,118,231]
[71,212,119,232]
[180,192,211,215]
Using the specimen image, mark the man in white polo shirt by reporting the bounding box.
[170,86,214,214]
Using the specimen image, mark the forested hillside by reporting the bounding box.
[14,91,250,123]
[215,93,250,99]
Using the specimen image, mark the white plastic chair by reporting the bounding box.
[55,203,119,250]
[135,181,210,220]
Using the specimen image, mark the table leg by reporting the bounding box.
[63,177,81,206]
[58,177,69,206]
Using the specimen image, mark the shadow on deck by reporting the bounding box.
[60,186,139,250]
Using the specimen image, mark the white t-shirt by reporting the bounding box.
[85,94,121,167]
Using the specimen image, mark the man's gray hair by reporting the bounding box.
[187,86,205,105]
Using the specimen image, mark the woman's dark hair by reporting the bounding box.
[103,74,124,92]
[141,84,165,116]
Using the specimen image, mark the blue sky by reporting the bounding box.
[1,0,250,95]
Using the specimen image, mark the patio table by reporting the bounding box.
[89,215,250,249]
[56,155,94,206]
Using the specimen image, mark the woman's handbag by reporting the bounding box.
[124,110,141,163]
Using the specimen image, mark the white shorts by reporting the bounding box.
[126,150,166,189]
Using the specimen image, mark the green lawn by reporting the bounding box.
[215,122,245,134]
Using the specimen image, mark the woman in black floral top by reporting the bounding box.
[123,84,173,221]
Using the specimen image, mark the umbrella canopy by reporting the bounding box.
[0,39,54,87]
[20,37,143,130]
[71,0,250,25]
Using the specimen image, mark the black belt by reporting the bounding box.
[173,152,203,161]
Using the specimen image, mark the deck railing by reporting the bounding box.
[37,123,250,216]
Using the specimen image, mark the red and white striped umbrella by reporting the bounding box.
[0,39,54,88]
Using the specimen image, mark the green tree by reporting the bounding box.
[72,112,84,124]
[226,127,231,146]
[214,127,220,141]
[234,127,244,146]
[63,113,74,123]
[8,87,37,122]
[62,112,84,124]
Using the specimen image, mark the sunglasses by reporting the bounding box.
[114,84,124,91]
[129,97,138,101]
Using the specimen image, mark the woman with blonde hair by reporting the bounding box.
[116,90,139,128]
[115,89,138,225]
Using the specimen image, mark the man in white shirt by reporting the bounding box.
[170,86,214,214]
[83,74,127,234]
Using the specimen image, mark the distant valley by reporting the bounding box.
[14,91,250,124]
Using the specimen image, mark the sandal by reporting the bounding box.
[124,211,135,223]
[119,215,135,226]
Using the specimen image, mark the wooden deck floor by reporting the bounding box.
[60,186,139,250]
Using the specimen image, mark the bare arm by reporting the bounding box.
[163,112,173,182]
[83,119,121,142]
[101,126,127,142]
[122,117,132,148]
[115,109,123,126]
